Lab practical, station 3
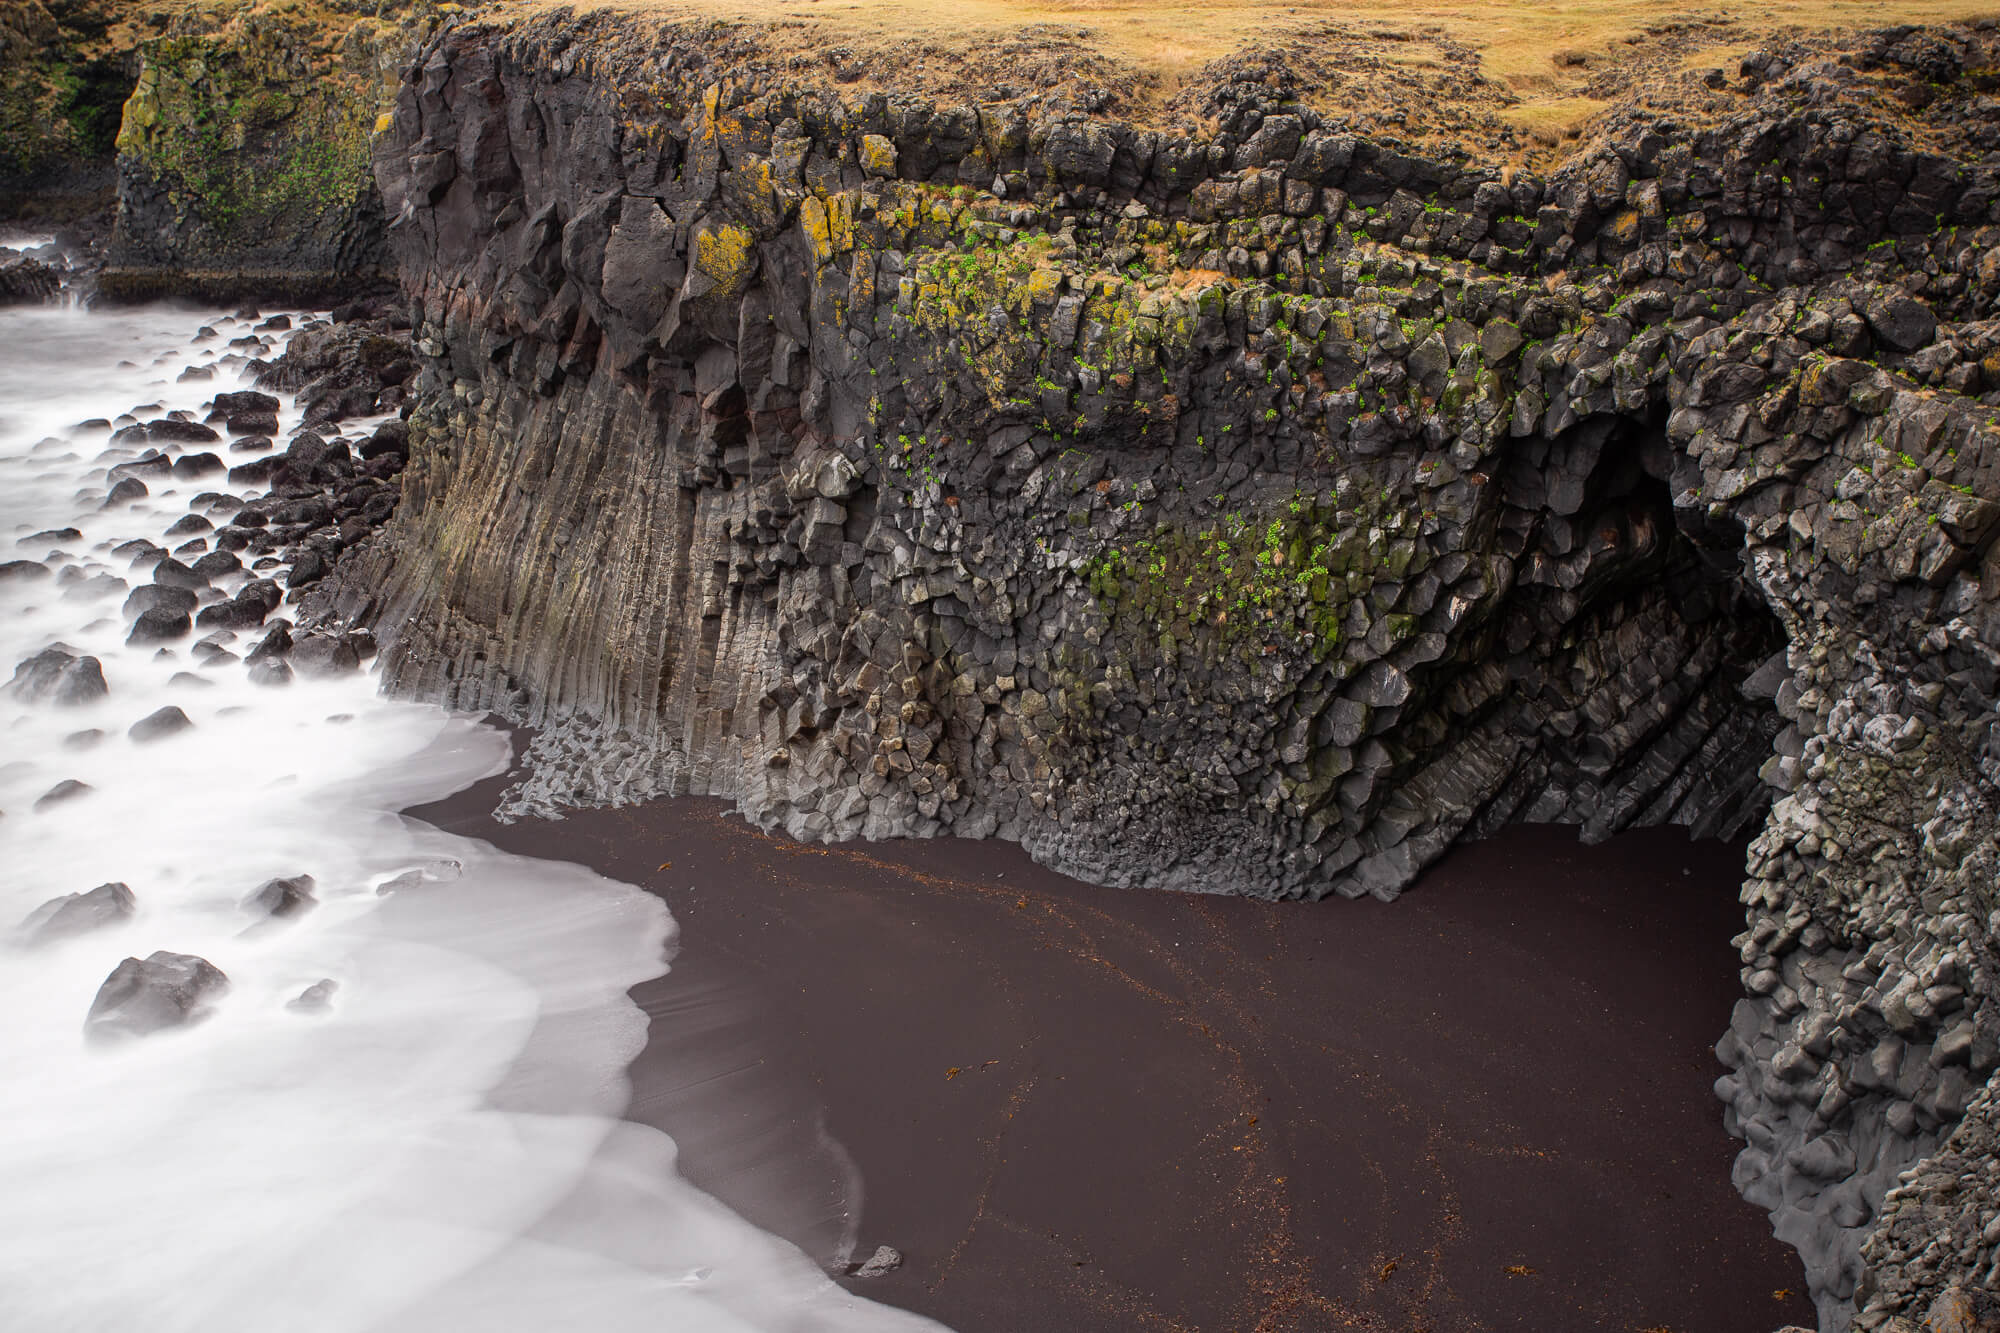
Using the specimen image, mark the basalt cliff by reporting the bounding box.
[16,5,2000,1329]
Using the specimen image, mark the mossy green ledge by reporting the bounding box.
[100,8,432,304]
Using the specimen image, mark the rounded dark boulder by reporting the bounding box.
[287,978,339,1013]
[244,874,316,919]
[247,621,293,662]
[212,389,279,415]
[290,632,360,677]
[287,549,328,588]
[128,605,191,645]
[84,951,229,1041]
[359,420,409,461]
[124,583,198,620]
[226,410,281,436]
[129,705,193,744]
[8,647,107,705]
[248,657,293,688]
[194,594,269,631]
[139,418,220,445]
[150,558,209,591]
[108,452,173,482]
[172,452,225,479]
[104,476,147,506]
[112,538,164,565]
[22,881,135,943]
[191,550,242,580]
[0,559,51,581]
[34,778,93,810]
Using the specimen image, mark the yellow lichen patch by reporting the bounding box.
[692,221,756,297]
[1022,266,1064,303]
[859,132,897,178]
[799,191,855,268]
[373,111,394,135]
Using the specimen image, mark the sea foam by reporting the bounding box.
[0,300,940,1333]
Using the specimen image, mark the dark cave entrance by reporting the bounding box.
[1480,409,1790,847]
[59,58,136,163]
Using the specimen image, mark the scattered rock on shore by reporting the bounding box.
[8,647,107,705]
[22,882,136,943]
[243,874,316,919]
[84,951,229,1042]
[847,1246,903,1279]
[286,979,339,1013]
[128,706,192,744]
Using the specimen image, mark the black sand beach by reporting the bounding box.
[411,774,1815,1333]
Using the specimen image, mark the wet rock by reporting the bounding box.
[0,257,61,306]
[228,456,280,485]
[165,514,214,538]
[248,657,294,688]
[191,550,242,580]
[84,951,229,1041]
[358,420,409,461]
[127,605,191,645]
[150,557,209,591]
[226,411,280,436]
[286,978,339,1013]
[8,647,107,705]
[213,390,280,416]
[103,476,147,506]
[128,706,193,744]
[0,559,52,581]
[124,583,197,619]
[247,621,293,662]
[18,527,82,546]
[59,571,126,602]
[172,452,225,479]
[22,882,135,943]
[33,779,92,810]
[135,418,220,445]
[287,549,328,588]
[290,632,360,676]
[62,729,104,750]
[112,538,164,566]
[848,1246,903,1278]
[244,874,316,919]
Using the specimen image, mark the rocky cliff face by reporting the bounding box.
[310,14,2000,1328]
[99,3,434,302]
[0,0,142,221]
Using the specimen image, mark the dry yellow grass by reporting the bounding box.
[493,0,2000,126]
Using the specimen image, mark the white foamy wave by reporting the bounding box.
[0,303,942,1333]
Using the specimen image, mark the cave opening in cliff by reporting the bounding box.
[56,58,135,163]
[1484,408,1790,849]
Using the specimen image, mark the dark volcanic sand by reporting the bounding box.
[411,770,1815,1333]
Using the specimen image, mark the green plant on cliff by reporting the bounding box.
[112,14,398,254]
[1084,490,1409,661]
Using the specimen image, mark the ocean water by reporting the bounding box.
[0,293,940,1333]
